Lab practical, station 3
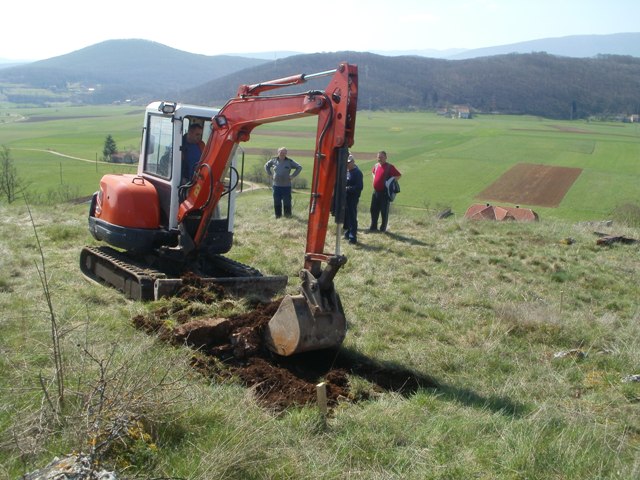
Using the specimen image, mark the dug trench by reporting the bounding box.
[132,275,436,411]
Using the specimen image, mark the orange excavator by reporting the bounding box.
[80,62,358,356]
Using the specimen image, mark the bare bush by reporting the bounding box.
[73,343,189,467]
[0,145,24,203]
[246,163,269,185]
[3,338,192,474]
[1,208,193,476]
[291,176,308,189]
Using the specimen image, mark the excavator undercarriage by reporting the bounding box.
[80,245,288,302]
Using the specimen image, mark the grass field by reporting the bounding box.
[0,191,639,478]
[1,105,639,221]
[0,104,639,477]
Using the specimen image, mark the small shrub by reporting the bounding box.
[291,176,308,189]
[246,164,269,185]
[0,277,12,292]
[551,270,570,283]
[611,202,640,227]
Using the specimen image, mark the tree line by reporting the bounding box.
[185,52,640,120]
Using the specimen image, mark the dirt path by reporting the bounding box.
[15,148,113,165]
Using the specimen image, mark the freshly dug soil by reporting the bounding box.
[132,280,435,410]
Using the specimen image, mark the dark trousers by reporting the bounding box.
[370,190,390,231]
[344,194,360,241]
[272,185,292,218]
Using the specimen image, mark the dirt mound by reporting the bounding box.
[132,283,434,410]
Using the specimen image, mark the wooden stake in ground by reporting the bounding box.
[316,382,328,420]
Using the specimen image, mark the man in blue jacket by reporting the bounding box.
[344,154,363,244]
[182,123,205,183]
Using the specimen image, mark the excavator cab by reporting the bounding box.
[139,103,236,254]
[87,103,238,255]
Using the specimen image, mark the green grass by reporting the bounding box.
[1,192,639,479]
[228,112,640,223]
[0,105,141,200]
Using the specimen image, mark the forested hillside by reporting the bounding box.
[183,51,640,119]
[1,40,640,119]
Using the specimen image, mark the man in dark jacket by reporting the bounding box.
[344,154,363,244]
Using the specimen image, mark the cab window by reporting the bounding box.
[144,114,173,179]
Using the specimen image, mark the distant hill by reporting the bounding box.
[221,51,302,60]
[180,51,640,120]
[372,48,467,59]
[220,33,640,60]
[0,39,268,103]
[447,33,640,59]
[0,58,29,69]
[0,62,25,70]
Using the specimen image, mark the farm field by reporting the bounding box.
[1,104,639,221]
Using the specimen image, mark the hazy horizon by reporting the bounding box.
[2,0,639,61]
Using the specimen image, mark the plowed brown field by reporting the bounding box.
[477,163,582,208]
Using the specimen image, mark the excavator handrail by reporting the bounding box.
[238,68,338,97]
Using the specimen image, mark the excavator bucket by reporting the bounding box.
[264,293,346,356]
[264,268,347,356]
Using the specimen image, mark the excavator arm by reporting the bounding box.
[179,63,358,355]
[178,64,357,252]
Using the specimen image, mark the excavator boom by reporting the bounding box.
[178,63,358,355]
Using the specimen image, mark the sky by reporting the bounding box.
[2,0,639,61]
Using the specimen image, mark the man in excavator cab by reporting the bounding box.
[181,120,206,183]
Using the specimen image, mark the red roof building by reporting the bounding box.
[464,204,539,221]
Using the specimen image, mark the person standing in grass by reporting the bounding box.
[344,154,363,244]
[264,147,302,218]
[369,150,401,232]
